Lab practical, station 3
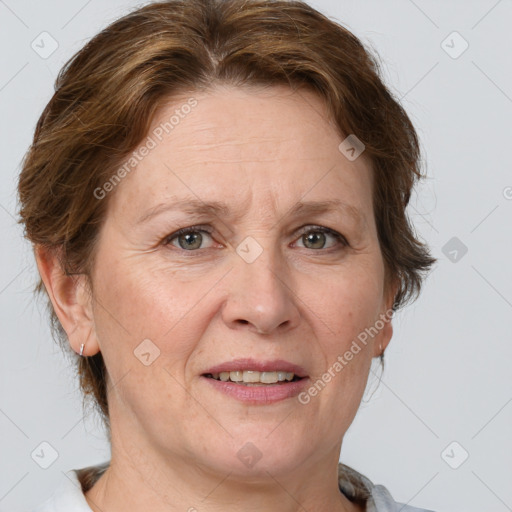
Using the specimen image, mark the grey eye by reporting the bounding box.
[166,229,215,251]
[177,232,203,250]
[295,228,344,250]
[302,231,327,249]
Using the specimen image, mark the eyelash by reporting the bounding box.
[162,225,349,252]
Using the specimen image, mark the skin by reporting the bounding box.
[37,84,398,512]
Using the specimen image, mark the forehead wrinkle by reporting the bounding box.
[175,136,291,149]
[167,155,334,170]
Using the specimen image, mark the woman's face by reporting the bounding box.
[86,84,395,477]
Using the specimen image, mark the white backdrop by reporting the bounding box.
[1,1,511,511]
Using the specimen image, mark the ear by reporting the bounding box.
[35,246,100,357]
[372,277,399,358]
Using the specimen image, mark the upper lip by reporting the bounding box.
[202,358,308,378]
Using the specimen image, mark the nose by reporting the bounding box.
[221,245,301,335]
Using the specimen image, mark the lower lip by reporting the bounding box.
[201,376,309,404]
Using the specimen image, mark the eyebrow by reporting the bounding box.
[135,198,363,226]
[136,199,231,225]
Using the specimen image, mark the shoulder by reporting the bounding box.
[370,484,436,512]
[31,469,93,512]
[338,463,437,512]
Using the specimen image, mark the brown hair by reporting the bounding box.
[17,0,436,431]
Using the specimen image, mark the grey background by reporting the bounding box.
[1,1,511,511]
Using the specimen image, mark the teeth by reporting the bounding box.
[260,372,279,384]
[230,370,243,382]
[209,370,296,384]
[243,370,261,383]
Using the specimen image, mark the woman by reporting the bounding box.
[18,0,436,510]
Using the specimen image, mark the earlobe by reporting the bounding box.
[374,278,399,358]
[376,318,393,357]
[35,246,100,356]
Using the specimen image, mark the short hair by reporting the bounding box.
[17,0,436,430]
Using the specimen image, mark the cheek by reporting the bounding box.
[90,261,212,416]
[88,261,221,405]
[304,263,383,400]
[311,262,384,337]
[93,259,214,344]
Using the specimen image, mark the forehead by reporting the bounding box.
[107,84,373,220]
[152,85,339,159]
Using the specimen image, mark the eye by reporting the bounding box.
[164,227,215,251]
[162,225,347,252]
[294,226,348,250]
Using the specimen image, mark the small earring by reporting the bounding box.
[380,342,384,358]
[79,343,85,357]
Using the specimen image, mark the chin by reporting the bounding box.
[197,433,311,479]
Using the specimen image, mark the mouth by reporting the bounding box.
[200,358,309,403]
[202,370,305,386]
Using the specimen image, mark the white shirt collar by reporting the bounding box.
[33,463,434,512]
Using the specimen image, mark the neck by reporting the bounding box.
[84,435,361,512]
